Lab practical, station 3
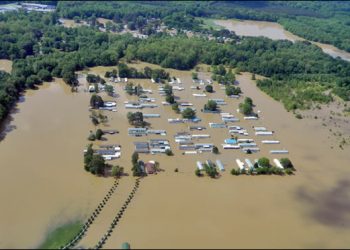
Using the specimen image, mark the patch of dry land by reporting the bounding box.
[0,59,12,73]
[0,61,349,248]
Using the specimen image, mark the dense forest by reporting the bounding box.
[56,1,350,51]
[0,2,350,122]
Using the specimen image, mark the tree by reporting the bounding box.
[165,149,173,156]
[280,158,294,169]
[84,144,94,169]
[213,146,219,154]
[258,157,270,168]
[127,112,145,127]
[163,84,173,96]
[195,168,201,177]
[38,69,52,82]
[125,82,134,95]
[172,103,180,113]
[205,85,213,93]
[231,168,240,176]
[90,94,104,109]
[192,72,198,79]
[105,84,114,96]
[165,94,175,104]
[182,108,196,119]
[132,152,139,165]
[95,129,104,140]
[111,165,124,177]
[88,132,96,141]
[245,97,253,106]
[88,155,106,175]
[204,100,217,111]
[225,85,241,96]
[252,73,256,80]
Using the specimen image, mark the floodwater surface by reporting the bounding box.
[214,19,350,62]
[0,63,349,248]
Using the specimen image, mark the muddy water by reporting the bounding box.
[0,79,113,248]
[0,59,12,73]
[1,62,350,248]
[214,19,350,62]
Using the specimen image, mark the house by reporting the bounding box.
[145,161,156,174]
[179,142,196,150]
[147,130,166,136]
[174,132,192,143]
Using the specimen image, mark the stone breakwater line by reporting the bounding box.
[60,180,119,249]
[93,177,142,250]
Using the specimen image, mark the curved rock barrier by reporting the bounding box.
[60,180,119,249]
[93,178,142,250]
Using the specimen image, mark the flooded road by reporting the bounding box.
[0,62,349,248]
[214,19,350,62]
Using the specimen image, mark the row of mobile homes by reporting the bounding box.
[238,142,257,148]
[224,138,237,144]
[168,118,184,124]
[178,101,193,107]
[229,129,249,136]
[125,102,143,109]
[222,117,240,123]
[228,95,240,99]
[139,97,155,103]
[237,138,254,143]
[173,86,185,91]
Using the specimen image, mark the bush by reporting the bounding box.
[258,157,270,168]
[88,132,96,141]
[195,168,201,177]
[204,100,217,111]
[174,168,179,172]
[182,108,196,119]
[205,85,213,93]
[230,168,240,176]
[280,158,294,169]
[95,129,104,140]
[165,149,173,156]
[212,146,219,154]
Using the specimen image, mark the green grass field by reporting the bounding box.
[38,220,83,249]
[198,18,223,30]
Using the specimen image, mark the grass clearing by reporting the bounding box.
[38,220,83,249]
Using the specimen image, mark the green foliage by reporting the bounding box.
[225,85,241,96]
[88,132,96,141]
[182,107,196,119]
[239,99,253,115]
[230,168,241,176]
[280,158,295,169]
[86,74,102,83]
[90,94,104,109]
[95,129,104,140]
[165,149,173,156]
[258,157,270,168]
[192,72,198,80]
[105,84,114,96]
[204,163,219,178]
[172,103,180,113]
[195,168,202,177]
[127,111,146,127]
[111,165,124,177]
[204,100,217,111]
[205,85,213,93]
[131,152,139,166]
[212,145,219,154]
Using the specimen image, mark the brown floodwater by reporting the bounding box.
[0,59,12,73]
[214,19,350,62]
[0,62,349,248]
